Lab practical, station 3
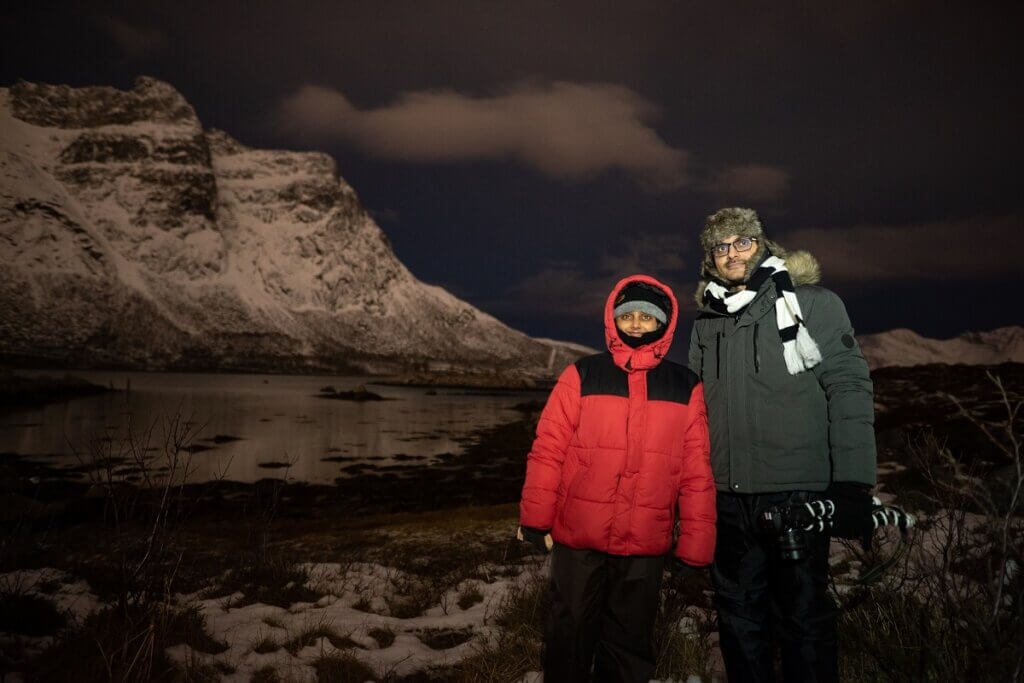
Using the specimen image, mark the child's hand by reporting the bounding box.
[517,526,553,553]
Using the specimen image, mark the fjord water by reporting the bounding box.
[1,371,539,484]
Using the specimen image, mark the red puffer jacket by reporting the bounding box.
[519,275,716,565]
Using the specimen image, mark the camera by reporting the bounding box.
[757,503,817,561]
[758,496,914,564]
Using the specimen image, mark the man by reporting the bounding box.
[688,207,876,682]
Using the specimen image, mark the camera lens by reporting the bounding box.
[778,528,807,561]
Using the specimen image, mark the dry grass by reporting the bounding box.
[22,603,225,682]
[311,651,378,682]
[368,626,396,648]
[283,617,361,655]
[251,632,281,654]
[457,581,485,610]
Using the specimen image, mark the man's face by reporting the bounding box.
[712,234,760,284]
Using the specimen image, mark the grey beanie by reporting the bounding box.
[613,281,670,324]
[700,207,764,253]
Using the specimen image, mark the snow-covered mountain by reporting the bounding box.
[858,326,1024,369]
[0,77,592,377]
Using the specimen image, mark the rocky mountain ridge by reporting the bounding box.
[858,326,1024,369]
[0,77,590,378]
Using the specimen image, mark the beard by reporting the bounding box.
[718,259,755,285]
[719,248,767,285]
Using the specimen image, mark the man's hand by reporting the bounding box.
[826,482,875,540]
[517,526,553,553]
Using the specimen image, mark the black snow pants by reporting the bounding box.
[712,492,838,683]
[543,544,665,683]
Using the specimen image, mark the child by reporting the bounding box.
[519,274,716,682]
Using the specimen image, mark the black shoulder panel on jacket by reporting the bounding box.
[646,360,701,404]
[576,353,628,397]
[575,354,700,404]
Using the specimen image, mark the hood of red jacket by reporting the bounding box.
[604,274,678,372]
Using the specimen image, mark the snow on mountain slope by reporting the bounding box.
[858,326,1024,369]
[0,78,592,376]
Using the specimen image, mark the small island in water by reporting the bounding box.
[315,384,388,401]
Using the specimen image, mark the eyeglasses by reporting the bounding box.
[712,237,757,257]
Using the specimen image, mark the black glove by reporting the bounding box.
[825,482,875,540]
[670,558,698,583]
[519,526,551,554]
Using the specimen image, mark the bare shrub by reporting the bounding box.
[71,412,208,613]
[24,603,224,682]
[11,413,230,681]
[839,371,1023,681]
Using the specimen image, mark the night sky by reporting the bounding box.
[3,2,1021,354]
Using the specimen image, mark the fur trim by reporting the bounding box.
[700,207,763,252]
[783,250,821,287]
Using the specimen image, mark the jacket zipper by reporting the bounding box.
[715,332,721,379]
[753,323,760,373]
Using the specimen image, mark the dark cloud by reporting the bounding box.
[486,232,697,321]
[703,165,791,203]
[781,214,1021,284]
[94,16,167,61]
[277,82,688,190]
[496,267,612,320]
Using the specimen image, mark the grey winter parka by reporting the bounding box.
[687,251,876,494]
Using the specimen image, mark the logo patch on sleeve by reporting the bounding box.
[842,334,856,348]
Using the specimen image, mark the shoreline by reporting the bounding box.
[0,398,543,525]
[2,361,559,392]
[0,370,115,416]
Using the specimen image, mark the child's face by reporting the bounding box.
[615,311,661,338]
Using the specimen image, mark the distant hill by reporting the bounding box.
[0,78,593,378]
[858,326,1024,369]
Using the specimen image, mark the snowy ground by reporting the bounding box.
[0,460,925,682]
[0,549,710,682]
[0,488,995,682]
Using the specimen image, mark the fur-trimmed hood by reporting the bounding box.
[694,242,821,307]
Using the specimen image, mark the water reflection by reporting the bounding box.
[1,371,538,484]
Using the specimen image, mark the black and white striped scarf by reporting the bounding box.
[704,255,822,375]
